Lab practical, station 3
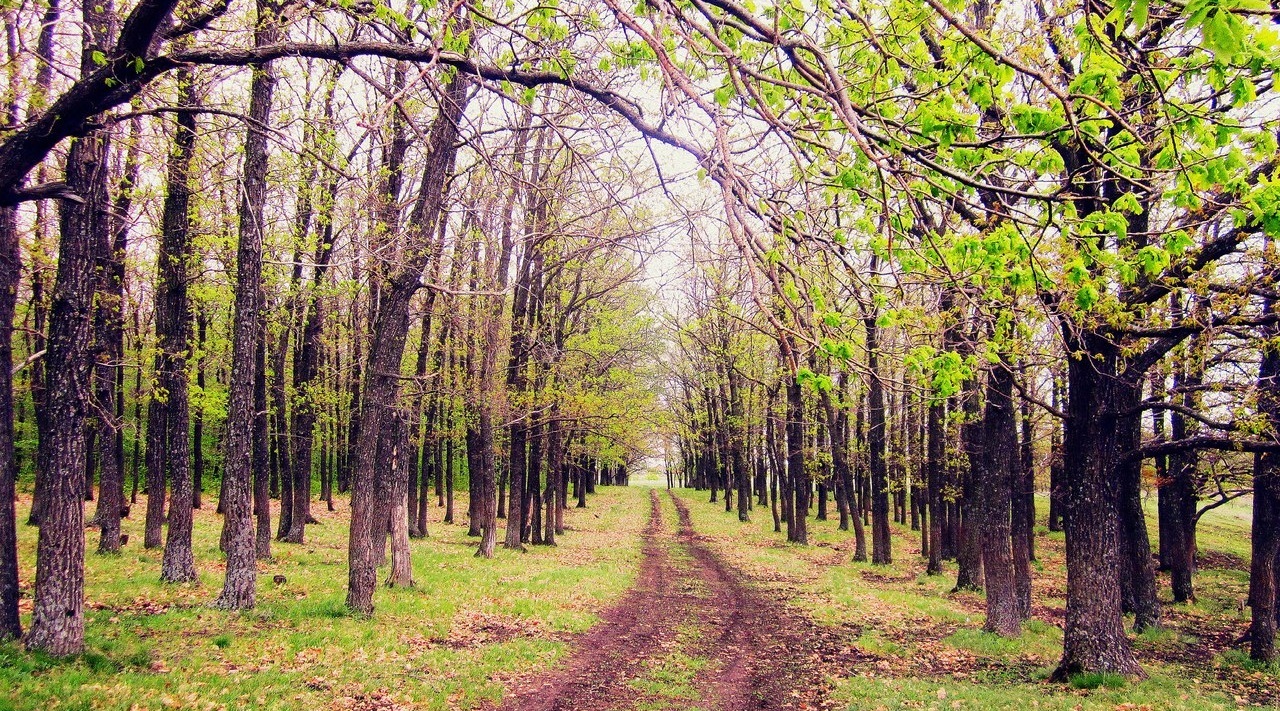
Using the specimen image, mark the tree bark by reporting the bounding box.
[386,413,413,588]
[977,362,1021,637]
[157,69,198,582]
[92,116,136,553]
[1051,332,1143,679]
[1011,370,1034,618]
[0,178,20,641]
[253,337,271,560]
[347,74,469,616]
[954,387,983,592]
[785,375,808,545]
[215,0,280,610]
[865,289,891,563]
[1252,249,1280,661]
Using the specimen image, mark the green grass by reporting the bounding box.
[6,484,1269,709]
[4,487,650,710]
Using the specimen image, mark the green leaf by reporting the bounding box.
[1075,284,1100,311]
[1132,0,1149,29]
[1203,10,1245,58]
[714,85,735,107]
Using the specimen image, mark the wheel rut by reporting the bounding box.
[495,490,838,711]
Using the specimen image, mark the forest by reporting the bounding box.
[2,0,1280,708]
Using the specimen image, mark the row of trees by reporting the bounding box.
[0,0,663,655]
[654,0,1280,681]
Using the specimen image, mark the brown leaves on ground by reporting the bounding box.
[423,611,552,650]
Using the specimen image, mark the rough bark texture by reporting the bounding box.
[925,396,945,576]
[953,387,983,592]
[1051,333,1143,679]
[1252,260,1280,661]
[0,200,20,639]
[386,414,413,588]
[977,363,1021,637]
[253,338,271,560]
[785,376,808,545]
[347,74,469,616]
[865,314,891,564]
[215,0,280,611]
[92,117,135,553]
[27,125,107,654]
[1117,386,1160,632]
[157,70,198,583]
[1011,379,1033,618]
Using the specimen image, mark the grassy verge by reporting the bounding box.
[2,486,650,711]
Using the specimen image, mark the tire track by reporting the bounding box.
[496,490,843,711]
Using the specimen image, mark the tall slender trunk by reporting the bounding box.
[822,380,865,561]
[865,313,891,564]
[1011,368,1034,618]
[347,74,469,616]
[1048,376,1065,532]
[926,395,945,576]
[157,70,198,582]
[215,0,280,610]
[1251,255,1280,661]
[93,116,136,552]
[0,15,24,627]
[785,376,808,545]
[543,412,560,546]
[386,413,413,587]
[27,1,111,653]
[954,385,984,592]
[1051,331,1142,679]
[191,311,206,509]
[253,337,271,560]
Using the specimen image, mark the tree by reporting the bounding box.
[215,0,281,611]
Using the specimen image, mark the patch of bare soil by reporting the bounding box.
[1197,550,1248,572]
[430,611,549,650]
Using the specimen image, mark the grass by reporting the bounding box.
[3,486,650,711]
[5,482,1272,709]
[627,622,711,707]
[669,487,1268,710]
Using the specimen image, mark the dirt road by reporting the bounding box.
[496,490,850,711]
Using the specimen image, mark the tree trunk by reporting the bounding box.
[386,413,413,588]
[192,311,206,509]
[1252,260,1280,661]
[785,376,808,545]
[157,70,198,582]
[954,387,983,592]
[253,337,271,560]
[27,103,110,656]
[1117,383,1160,632]
[977,362,1020,637]
[926,395,945,576]
[1051,332,1143,680]
[92,116,135,552]
[215,0,280,611]
[866,314,891,565]
[346,74,469,616]
[1011,370,1034,617]
[0,171,21,641]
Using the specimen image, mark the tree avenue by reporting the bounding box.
[2,0,1280,706]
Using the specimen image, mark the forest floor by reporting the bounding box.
[1,485,1277,710]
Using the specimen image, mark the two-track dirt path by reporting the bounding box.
[495,490,852,711]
